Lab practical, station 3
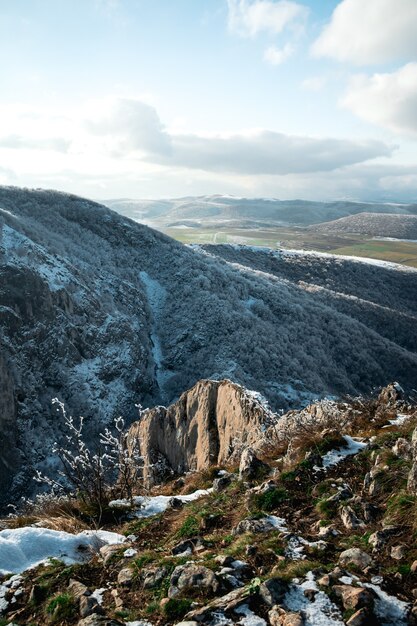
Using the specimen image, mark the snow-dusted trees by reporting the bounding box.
[35,399,142,518]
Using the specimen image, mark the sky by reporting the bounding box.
[0,0,416,202]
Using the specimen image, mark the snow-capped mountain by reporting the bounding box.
[1,186,417,503]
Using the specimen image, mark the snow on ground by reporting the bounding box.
[109,488,212,517]
[285,535,327,561]
[265,515,288,532]
[383,413,412,428]
[320,435,368,469]
[139,270,174,398]
[235,604,267,626]
[274,247,417,273]
[363,582,409,626]
[90,587,106,605]
[264,516,326,561]
[0,527,125,575]
[284,572,344,626]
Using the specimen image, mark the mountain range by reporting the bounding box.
[1,186,417,504]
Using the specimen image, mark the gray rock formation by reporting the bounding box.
[127,379,273,486]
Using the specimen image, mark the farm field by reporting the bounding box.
[161,225,417,268]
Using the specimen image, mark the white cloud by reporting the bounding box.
[311,0,417,65]
[0,134,70,152]
[301,76,327,91]
[85,98,171,156]
[227,0,307,37]
[264,43,294,65]
[0,97,401,198]
[163,130,392,175]
[342,63,417,137]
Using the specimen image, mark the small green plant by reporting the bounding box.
[385,491,417,528]
[46,593,77,623]
[176,514,199,538]
[145,600,161,616]
[315,497,337,520]
[252,487,288,512]
[162,598,193,619]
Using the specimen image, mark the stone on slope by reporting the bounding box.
[338,548,373,569]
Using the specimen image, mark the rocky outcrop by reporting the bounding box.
[127,379,273,486]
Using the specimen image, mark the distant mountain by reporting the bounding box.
[104,195,417,227]
[309,212,417,240]
[1,186,417,503]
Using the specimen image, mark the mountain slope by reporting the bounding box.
[105,195,417,227]
[1,186,417,502]
[310,212,417,239]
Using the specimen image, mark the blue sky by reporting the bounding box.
[0,0,416,201]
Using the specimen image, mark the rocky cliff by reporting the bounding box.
[127,379,275,485]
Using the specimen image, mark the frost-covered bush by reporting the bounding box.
[35,399,143,517]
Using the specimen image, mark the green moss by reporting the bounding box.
[176,515,200,538]
[46,593,77,623]
[251,487,288,513]
[162,598,193,619]
[315,497,337,520]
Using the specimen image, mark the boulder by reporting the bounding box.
[346,608,371,626]
[168,564,220,598]
[213,472,234,492]
[142,566,168,589]
[117,568,134,586]
[68,579,89,599]
[171,538,203,556]
[390,545,406,560]
[184,586,249,621]
[168,497,184,510]
[239,447,269,480]
[392,438,411,459]
[368,526,399,550]
[268,606,304,626]
[340,506,365,530]
[259,578,289,606]
[79,595,102,618]
[377,382,404,407]
[232,517,277,535]
[333,585,375,610]
[338,548,373,569]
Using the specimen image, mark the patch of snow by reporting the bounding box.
[90,587,106,605]
[284,572,344,625]
[385,413,411,427]
[125,622,153,626]
[123,548,138,558]
[321,435,368,469]
[363,582,409,626]
[274,247,417,273]
[235,604,267,626]
[0,207,17,218]
[285,535,327,561]
[109,488,212,518]
[0,527,125,575]
[265,515,288,532]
